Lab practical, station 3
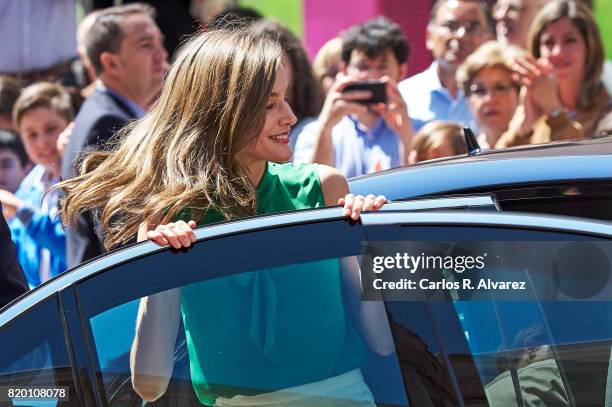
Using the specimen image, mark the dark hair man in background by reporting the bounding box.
[92,0,199,59]
[0,76,22,131]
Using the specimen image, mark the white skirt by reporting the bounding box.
[214,369,376,407]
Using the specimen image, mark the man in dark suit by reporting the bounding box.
[62,3,167,268]
[0,204,28,308]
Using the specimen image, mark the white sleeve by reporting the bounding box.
[292,120,320,164]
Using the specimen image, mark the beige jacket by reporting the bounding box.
[496,87,611,148]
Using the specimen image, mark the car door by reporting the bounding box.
[72,209,408,407]
[69,196,500,406]
[0,293,79,406]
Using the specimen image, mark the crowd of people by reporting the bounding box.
[0,0,610,299]
[0,0,609,405]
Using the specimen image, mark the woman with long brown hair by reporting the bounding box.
[58,27,387,405]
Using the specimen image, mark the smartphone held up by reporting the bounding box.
[342,80,387,105]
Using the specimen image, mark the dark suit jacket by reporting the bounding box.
[0,204,29,308]
[61,88,137,269]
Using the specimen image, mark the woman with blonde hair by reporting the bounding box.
[457,41,521,148]
[497,0,611,148]
[58,28,386,405]
[312,37,343,96]
[408,121,467,164]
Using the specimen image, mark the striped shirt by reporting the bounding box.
[0,0,77,73]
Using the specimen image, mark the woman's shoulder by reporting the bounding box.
[268,162,344,187]
[267,162,321,184]
[270,163,347,205]
[268,162,343,181]
[261,162,325,208]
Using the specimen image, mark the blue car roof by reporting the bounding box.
[349,137,612,200]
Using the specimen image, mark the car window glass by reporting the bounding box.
[80,220,410,406]
[368,225,612,406]
[0,296,76,406]
[501,195,612,222]
[481,183,612,222]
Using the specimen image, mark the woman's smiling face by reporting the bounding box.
[240,65,297,166]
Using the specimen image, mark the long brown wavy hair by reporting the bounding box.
[57,29,282,250]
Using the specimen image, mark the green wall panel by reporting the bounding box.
[594,0,611,58]
[237,0,303,38]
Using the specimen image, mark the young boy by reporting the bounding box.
[2,82,72,287]
[0,129,29,193]
[294,17,413,177]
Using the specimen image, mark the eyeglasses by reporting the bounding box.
[468,82,518,98]
[436,20,485,36]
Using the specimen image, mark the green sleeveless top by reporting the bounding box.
[189,161,326,225]
[177,162,364,405]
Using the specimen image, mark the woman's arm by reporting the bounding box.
[130,221,193,401]
[339,255,395,356]
[318,164,386,218]
[499,56,583,148]
[318,165,394,355]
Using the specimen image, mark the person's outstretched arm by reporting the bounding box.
[130,220,195,401]
[318,164,394,355]
[0,190,66,257]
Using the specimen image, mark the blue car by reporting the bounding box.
[1,138,611,406]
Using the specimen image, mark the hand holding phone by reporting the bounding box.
[341,80,387,105]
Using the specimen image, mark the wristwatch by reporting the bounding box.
[546,106,569,129]
[548,106,564,119]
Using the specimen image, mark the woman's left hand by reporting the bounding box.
[512,55,561,116]
[339,194,387,220]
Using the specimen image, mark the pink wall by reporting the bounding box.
[304,0,379,58]
[380,0,431,76]
[304,0,432,78]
